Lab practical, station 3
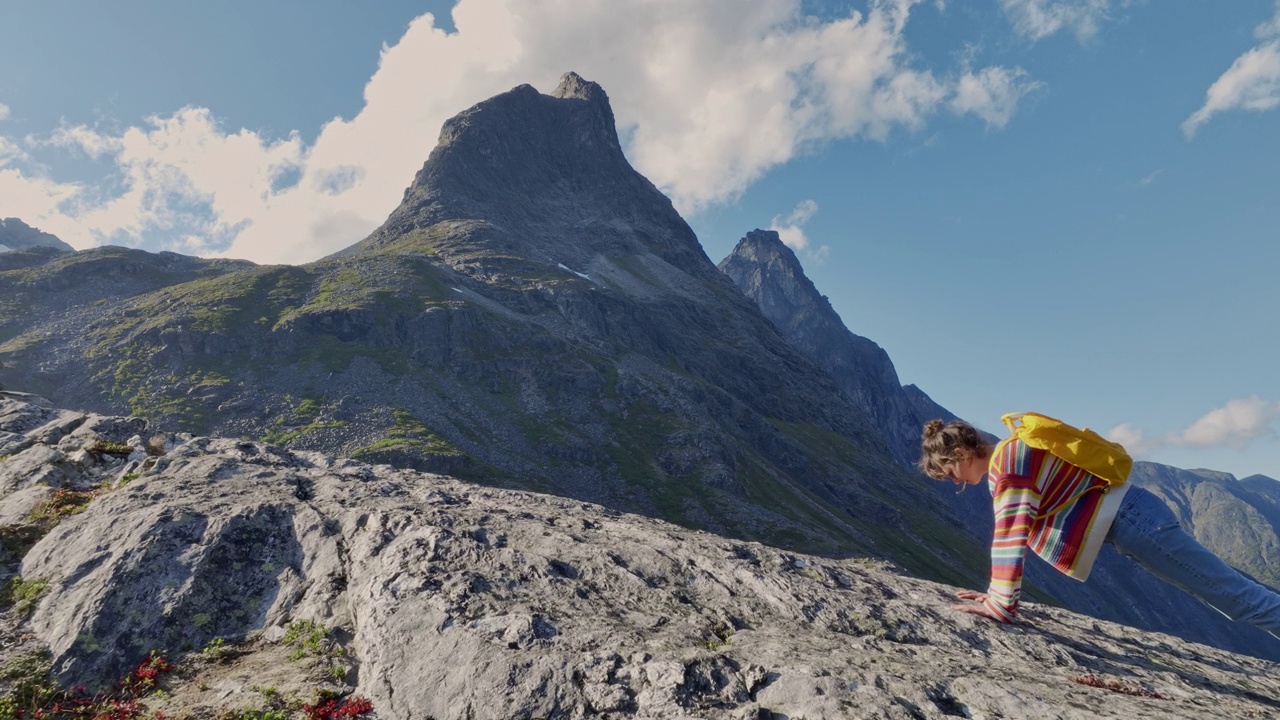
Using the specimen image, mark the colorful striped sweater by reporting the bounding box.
[982,437,1130,622]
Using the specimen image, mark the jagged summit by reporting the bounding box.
[553,70,608,101]
[720,229,835,325]
[338,72,714,280]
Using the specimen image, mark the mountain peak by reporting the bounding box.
[732,228,805,270]
[720,228,922,465]
[552,71,606,103]
[719,229,826,321]
[339,73,715,279]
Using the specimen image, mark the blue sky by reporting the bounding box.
[1,1,1278,479]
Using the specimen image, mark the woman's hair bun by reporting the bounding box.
[923,419,945,437]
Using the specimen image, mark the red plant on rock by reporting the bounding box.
[9,652,173,719]
[1071,673,1168,700]
[301,695,376,719]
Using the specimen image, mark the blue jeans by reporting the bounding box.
[1105,486,1280,638]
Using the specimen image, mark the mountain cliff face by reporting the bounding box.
[0,74,979,583]
[718,228,1280,661]
[2,392,1279,719]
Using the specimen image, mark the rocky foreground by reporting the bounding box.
[1,391,1278,719]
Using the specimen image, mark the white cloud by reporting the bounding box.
[1108,397,1280,458]
[0,0,1036,265]
[44,124,124,159]
[30,108,305,255]
[1183,39,1280,138]
[1105,423,1158,456]
[1000,0,1112,42]
[0,136,28,166]
[0,104,10,121]
[1175,396,1280,448]
[1183,5,1280,138]
[0,136,86,246]
[950,66,1042,128]
[1256,2,1280,40]
[769,199,820,251]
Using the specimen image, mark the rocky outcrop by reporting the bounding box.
[0,218,73,253]
[3,391,1280,719]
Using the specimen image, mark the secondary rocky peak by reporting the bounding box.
[719,229,832,328]
[720,229,922,468]
[552,71,606,101]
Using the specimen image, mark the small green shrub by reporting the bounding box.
[703,621,735,651]
[2,576,48,615]
[29,488,97,526]
[283,619,331,662]
[202,637,240,663]
[90,440,133,457]
[0,650,56,717]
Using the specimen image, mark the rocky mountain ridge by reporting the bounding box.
[3,391,1280,719]
[1130,462,1280,590]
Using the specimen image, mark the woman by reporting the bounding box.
[919,418,1280,637]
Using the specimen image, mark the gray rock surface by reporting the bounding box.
[3,391,1280,719]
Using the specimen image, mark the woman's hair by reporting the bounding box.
[918,419,988,480]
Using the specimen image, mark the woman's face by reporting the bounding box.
[944,449,987,486]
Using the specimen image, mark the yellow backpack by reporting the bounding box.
[1001,412,1133,485]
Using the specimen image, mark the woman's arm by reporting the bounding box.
[981,478,1040,621]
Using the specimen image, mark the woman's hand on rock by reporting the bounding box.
[951,590,1001,621]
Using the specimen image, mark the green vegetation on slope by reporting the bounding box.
[353,409,460,459]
